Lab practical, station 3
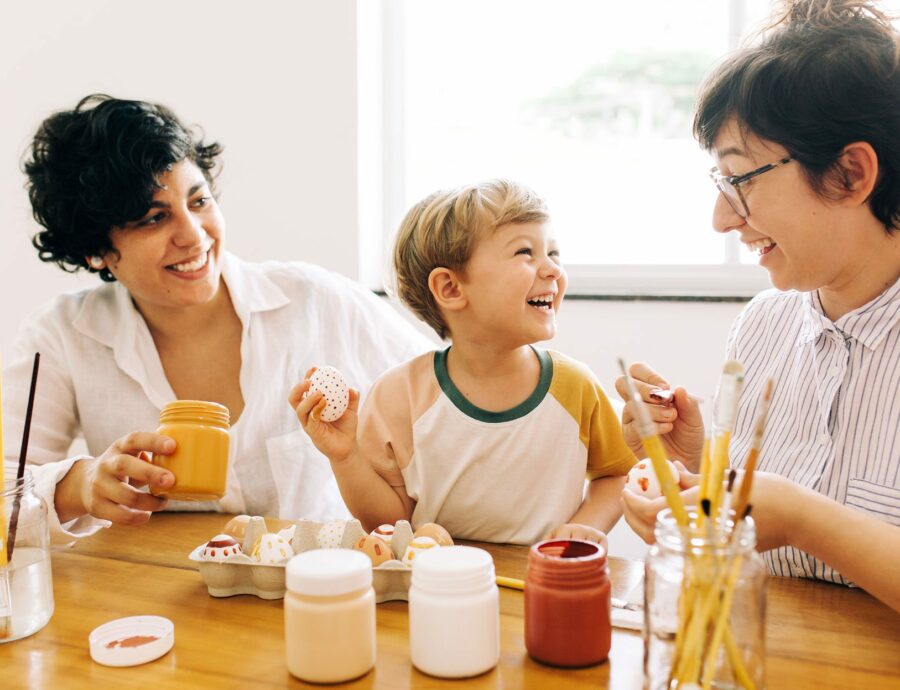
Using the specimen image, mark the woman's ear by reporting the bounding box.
[837,141,879,206]
[428,267,467,312]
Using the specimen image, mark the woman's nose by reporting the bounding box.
[171,207,207,247]
[712,193,746,234]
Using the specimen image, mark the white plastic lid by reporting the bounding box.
[285,548,373,596]
[89,616,174,667]
[411,545,495,594]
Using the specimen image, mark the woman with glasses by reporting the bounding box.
[2,95,434,538]
[616,0,900,611]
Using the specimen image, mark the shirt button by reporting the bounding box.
[818,433,830,446]
[829,365,841,377]
[791,565,805,577]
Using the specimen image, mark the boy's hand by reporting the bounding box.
[544,523,608,550]
[289,367,360,464]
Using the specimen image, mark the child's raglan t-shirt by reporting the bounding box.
[357,347,636,545]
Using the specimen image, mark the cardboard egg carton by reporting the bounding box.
[188,516,415,602]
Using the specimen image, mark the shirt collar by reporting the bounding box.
[71,252,291,406]
[799,276,900,351]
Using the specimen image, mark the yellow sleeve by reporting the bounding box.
[548,351,637,480]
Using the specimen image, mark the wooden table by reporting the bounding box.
[1,514,897,689]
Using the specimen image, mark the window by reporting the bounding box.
[357,1,897,297]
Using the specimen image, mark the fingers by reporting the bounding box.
[288,379,312,410]
[110,432,175,459]
[620,490,666,544]
[672,387,705,428]
[87,496,159,526]
[101,452,175,490]
[346,388,360,414]
[674,462,702,490]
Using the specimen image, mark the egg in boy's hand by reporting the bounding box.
[304,366,350,422]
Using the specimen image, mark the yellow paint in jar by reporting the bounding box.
[152,400,230,501]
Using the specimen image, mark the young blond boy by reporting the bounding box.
[290,180,636,545]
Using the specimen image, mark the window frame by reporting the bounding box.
[359,0,774,299]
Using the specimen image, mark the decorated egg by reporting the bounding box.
[624,459,680,499]
[413,523,453,546]
[353,534,392,566]
[316,520,346,549]
[402,536,439,566]
[370,524,395,544]
[252,533,293,565]
[307,366,350,422]
[201,534,243,562]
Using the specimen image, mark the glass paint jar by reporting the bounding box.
[152,400,230,501]
[408,545,499,678]
[525,539,611,667]
[644,508,766,690]
[284,549,375,683]
[0,470,53,643]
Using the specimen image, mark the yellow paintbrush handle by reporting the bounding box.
[642,435,689,526]
[496,576,524,591]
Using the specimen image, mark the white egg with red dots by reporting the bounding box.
[624,459,679,499]
[306,366,350,422]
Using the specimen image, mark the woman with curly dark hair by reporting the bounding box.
[3,94,433,535]
[617,0,900,611]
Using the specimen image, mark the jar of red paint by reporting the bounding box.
[524,539,611,667]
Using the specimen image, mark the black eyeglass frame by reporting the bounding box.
[708,157,792,218]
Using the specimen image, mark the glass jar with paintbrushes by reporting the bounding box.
[619,358,773,689]
[0,353,53,643]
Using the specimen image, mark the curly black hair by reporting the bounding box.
[23,94,223,281]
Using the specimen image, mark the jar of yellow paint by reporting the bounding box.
[151,400,230,501]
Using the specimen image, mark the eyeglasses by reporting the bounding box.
[708,157,792,219]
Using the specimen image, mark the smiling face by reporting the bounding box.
[710,118,865,293]
[454,221,567,347]
[102,159,225,312]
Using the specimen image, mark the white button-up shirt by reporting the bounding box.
[2,253,435,538]
[727,278,900,584]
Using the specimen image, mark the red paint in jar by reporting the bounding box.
[524,539,611,667]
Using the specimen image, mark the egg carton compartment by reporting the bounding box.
[188,516,415,603]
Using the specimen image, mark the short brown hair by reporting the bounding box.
[693,0,900,233]
[392,179,549,339]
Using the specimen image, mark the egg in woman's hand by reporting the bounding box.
[201,534,243,562]
[306,366,350,422]
[353,534,393,566]
[252,533,293,565]
[370,524,395,544]
[402,536,439,566]
[413,523,453,546]
[624,459,680,499]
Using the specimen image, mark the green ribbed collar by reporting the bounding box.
[433,346,553,423]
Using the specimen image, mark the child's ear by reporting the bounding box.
[836,141,879,206]
[428,267,467,312]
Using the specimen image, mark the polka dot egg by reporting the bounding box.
[252,533,293,565]
[316,520,346,549]
[307,366,350,422]
[201,534,243,562]
[625,459,680,499]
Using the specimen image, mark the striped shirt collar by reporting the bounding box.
[798,276,900,351]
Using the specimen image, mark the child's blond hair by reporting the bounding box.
[392,179,549,339]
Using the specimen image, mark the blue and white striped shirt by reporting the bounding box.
[727,278,900,584]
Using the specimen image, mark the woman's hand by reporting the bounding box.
[289,367,359,464]
[620,462,700,543]
[544,523,608,550]
[57,432,177,525]
[614,362,706,470]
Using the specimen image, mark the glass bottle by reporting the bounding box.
[0,469,53,643]
[644,508,766,690]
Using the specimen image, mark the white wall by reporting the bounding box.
[1,1,747,559]
[1,0,359,357]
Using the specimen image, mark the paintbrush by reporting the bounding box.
[7,353,40,562]
[618,358,689,526]
[732,379,773,530]
[709,360,744,521]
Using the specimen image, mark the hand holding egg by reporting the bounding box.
[288,366,359,463]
